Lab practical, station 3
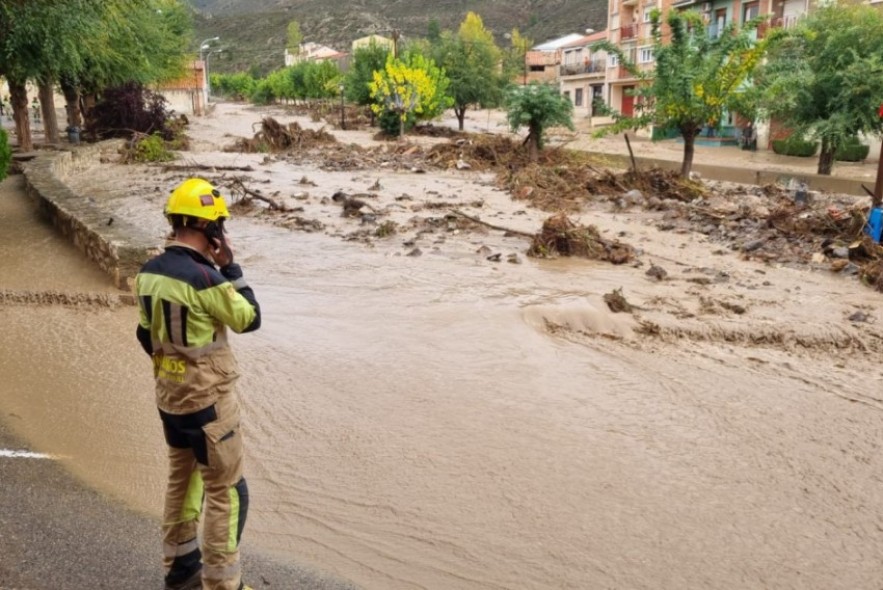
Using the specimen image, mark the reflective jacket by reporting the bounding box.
[135,241,261,414]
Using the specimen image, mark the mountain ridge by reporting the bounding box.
[187,0,608,75]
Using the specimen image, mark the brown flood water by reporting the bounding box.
[3,161,883,590]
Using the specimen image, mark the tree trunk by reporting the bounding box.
[817,140,835,175]
[680,129,697,177]
[38,80,59,144]
[9,80,32,152]
[455,106,466,131]
[82,93,97,134]
[60,77,82,128]
[527,132,539,162]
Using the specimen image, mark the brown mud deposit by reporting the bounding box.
[5,103,883,590]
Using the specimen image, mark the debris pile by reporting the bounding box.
[604,288,634,313]
[621,168,707,202]
[527,213,634,264]
[230,118,336,153]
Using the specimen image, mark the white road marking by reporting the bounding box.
[0,449,54,459]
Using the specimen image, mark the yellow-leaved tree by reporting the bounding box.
[369,52,452,137]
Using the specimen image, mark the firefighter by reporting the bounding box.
[135,178,261,590]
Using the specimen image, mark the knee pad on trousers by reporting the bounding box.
[234,477,249,544]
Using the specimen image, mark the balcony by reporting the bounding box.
[560,60,607,77]
[621,23,639,40]
[617,65,635,80]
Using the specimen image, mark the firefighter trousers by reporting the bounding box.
[160,392,249,590]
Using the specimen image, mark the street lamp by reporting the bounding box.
[338,82,346,130]
[199,36,220,100]
[199,36,219,58]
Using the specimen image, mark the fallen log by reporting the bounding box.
[229,176,289,211]
[160,163,255,172]
[450,209,534,238]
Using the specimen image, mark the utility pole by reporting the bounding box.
[199,36,220,102]
[205,50,223,99]
[339,82,346,130]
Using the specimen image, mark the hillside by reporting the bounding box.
[187,0,608,75]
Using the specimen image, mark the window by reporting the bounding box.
[639,47,654,63]
[575,88,584,106]
[742,2,759,22]
[609,54,619,67]
[643,7,654,22]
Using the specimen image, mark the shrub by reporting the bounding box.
[250,80,276,105]
[89,82,172,140]
[133,133,175,162]
[0,129,10,182]
[835,137,870,162]
[378,108,415,137]
[771,136,818,157]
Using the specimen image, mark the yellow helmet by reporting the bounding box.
[164,178,230,222]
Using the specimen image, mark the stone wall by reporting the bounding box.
[21,142,160,291]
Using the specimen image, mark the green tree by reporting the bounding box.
[211,72,257,100]
[0,0,106,150]
[266,68,293,102]
[286,21,303,53]
[345,41,390,124]
[594,9,771,177]
[503,28,532,85]
[427,19,442,43]
[432,12,504,130]
[756,5,883,175]
[56,0,192,138]
[505,82,574,162]
[304,60,342,99]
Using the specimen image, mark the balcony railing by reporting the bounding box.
[560,60,607,76]
[621,23,638,40]
[771,14,802,29]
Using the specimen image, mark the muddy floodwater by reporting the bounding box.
[4,105,883,590]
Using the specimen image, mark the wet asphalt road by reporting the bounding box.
[0,421,358,590]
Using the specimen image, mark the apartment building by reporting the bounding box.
[525,33,586,84]
[605,0,660,120]
[604,0,808,141]
[559,30,609,118]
